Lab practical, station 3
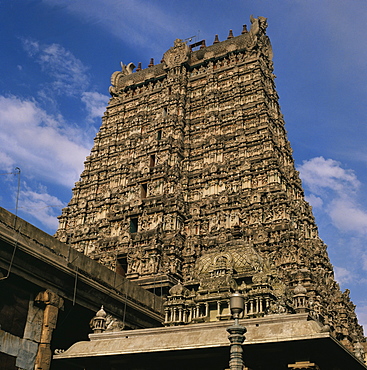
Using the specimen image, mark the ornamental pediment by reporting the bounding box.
[194,243,264,280]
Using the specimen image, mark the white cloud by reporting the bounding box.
[329,198,367,234]
[21,37,107,126]
[0,95,90,188]
[22,38,40,56]
[19,184,65,230]
[0,152,15,170]
[298,157,367,235]
[0,39,105,232]
[298,157,359,195]
[356,305,367,337]
[334,266,354,285]
[81,91,109,121]
[362,255,367,272]
[304,193,323,209]
[43,0,186,52]
[22,38,89,97]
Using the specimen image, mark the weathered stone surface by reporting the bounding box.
[0,330,38,370]
[54,314,367,369]
[55,314,325,358]
[34,290,64,370]
[0,206,163,328]
[0,330,21,357]
[17,338,38,370]
[23,299,43,343]
[55,15,366,359]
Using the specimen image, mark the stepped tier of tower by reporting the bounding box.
[55,17,365,354]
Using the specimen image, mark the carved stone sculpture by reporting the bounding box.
[55,16,366,355]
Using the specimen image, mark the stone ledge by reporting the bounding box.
[55,313,326,359]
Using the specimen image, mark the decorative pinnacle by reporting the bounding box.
[96,305,106,317]
[242,24,248,34]
[213,34,220,44]
[227,29,234,39]
[136,62,142,72]
[148,58,154,67]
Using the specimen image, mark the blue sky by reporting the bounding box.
[1,0,366,333]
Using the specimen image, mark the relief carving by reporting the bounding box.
[55,16,365,352]
[163,39,190,68]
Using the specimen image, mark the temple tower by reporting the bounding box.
[56,16,365,356]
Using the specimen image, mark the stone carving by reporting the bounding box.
[163,39,190,68]
[106,314,125,332]
[55,16,366,353]
[109,62,136,96]
[249,15,268,36]
[90,306,107,333]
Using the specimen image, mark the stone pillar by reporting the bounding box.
[288,361,320,369]
[227,320,246,370]
[164,308,169,323]
[173,307,177,322]
[34,290,64,370]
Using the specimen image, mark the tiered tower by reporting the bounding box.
[56,16,365,356]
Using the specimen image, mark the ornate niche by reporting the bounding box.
[164,243,286,326]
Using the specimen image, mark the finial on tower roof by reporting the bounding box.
[227,29,234,39]
[242,24,248,34]
[136,62,142,72]
[213,34,220,44]
[90,305,107,333]
[148,58,154,67]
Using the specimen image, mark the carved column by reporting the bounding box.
[164,308,169,323]
[227,321,246,370]
[34,290,64,370]
[249,300,254,314]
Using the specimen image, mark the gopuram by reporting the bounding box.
[54,16,366,369]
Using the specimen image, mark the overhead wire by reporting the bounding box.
[0,167,21,281]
